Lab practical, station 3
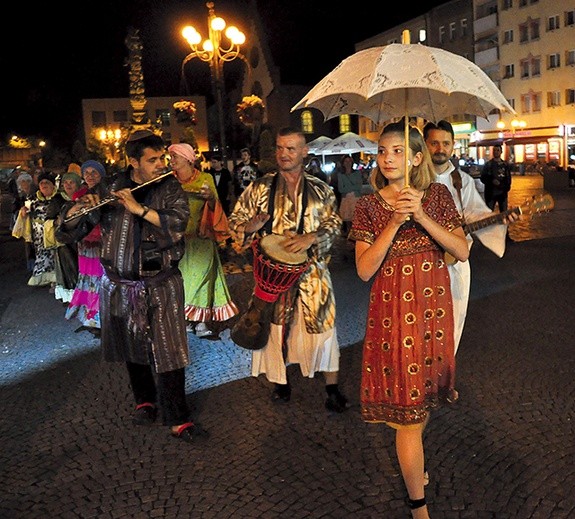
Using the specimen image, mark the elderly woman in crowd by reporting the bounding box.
[64,160,106,336]
[46,169,83,304]
[13,172,58,288]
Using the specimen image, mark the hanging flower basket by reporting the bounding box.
[173,100,197,125]
[237,95,265,126]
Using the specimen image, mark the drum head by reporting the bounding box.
[260,234,308,265]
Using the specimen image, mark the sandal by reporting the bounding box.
[406,497,428,518]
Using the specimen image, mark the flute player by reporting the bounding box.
[57,130,207,444]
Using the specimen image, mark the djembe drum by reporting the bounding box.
[230,234,310,350]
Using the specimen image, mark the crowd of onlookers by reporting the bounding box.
[7,161,105,337]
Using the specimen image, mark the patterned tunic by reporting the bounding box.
[349,183,462,426]
[58,171,190,373]
[228,172,341,332]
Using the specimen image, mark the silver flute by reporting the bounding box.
[62,169,173,224]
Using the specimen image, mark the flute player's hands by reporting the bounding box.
[111,188,142,215]
[65,193,102,220]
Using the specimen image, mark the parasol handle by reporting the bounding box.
[402,29,411,188]
[404,112,410,187]
[402,28,411,221]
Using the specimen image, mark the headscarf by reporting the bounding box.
[81,160,106,178]
[67,163,82,175]
[168,143,196,164]
[37,172,56,185]
[61,172,83,189]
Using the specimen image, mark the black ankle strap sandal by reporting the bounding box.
[407,497,427,509]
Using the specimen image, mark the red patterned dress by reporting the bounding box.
[349,183,462,427]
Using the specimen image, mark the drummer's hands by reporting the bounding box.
[282,230,315,253]
[244,213,270,234]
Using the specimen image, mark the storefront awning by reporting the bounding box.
[505,135,562,146]
[470,138,505,147]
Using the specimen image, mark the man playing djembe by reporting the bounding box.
[228,127,349,412]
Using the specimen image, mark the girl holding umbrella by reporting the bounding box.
[349,121,469,519]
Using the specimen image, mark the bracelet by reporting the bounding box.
[140,205,150,218]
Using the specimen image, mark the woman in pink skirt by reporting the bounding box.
[65,160,106,337]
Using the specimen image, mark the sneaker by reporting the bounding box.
[132,403,157,425]
[325,390,349,413]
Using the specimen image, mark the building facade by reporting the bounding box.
[81,96,209,163]
[353,0,575,168]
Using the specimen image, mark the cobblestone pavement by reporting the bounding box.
[0,175,573,518]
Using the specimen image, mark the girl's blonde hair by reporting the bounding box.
[370,120,436,191]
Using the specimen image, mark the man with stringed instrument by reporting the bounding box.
[423,121,520,354]
[228,127,349,413]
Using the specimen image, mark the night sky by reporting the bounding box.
[0,0,445,148]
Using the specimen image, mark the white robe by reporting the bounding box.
[435,164,508,353]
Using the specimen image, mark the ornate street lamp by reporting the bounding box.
[98,128,123,164]
[181,1,246,164]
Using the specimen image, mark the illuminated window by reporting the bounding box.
[547,91,561,107]
[301,111,314,134]
[530,19,540,40]
[520,56,541,78]
[339,114,351,133]
[547,15,560,31]
[548,53,560,69]
[522,92,542,113]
